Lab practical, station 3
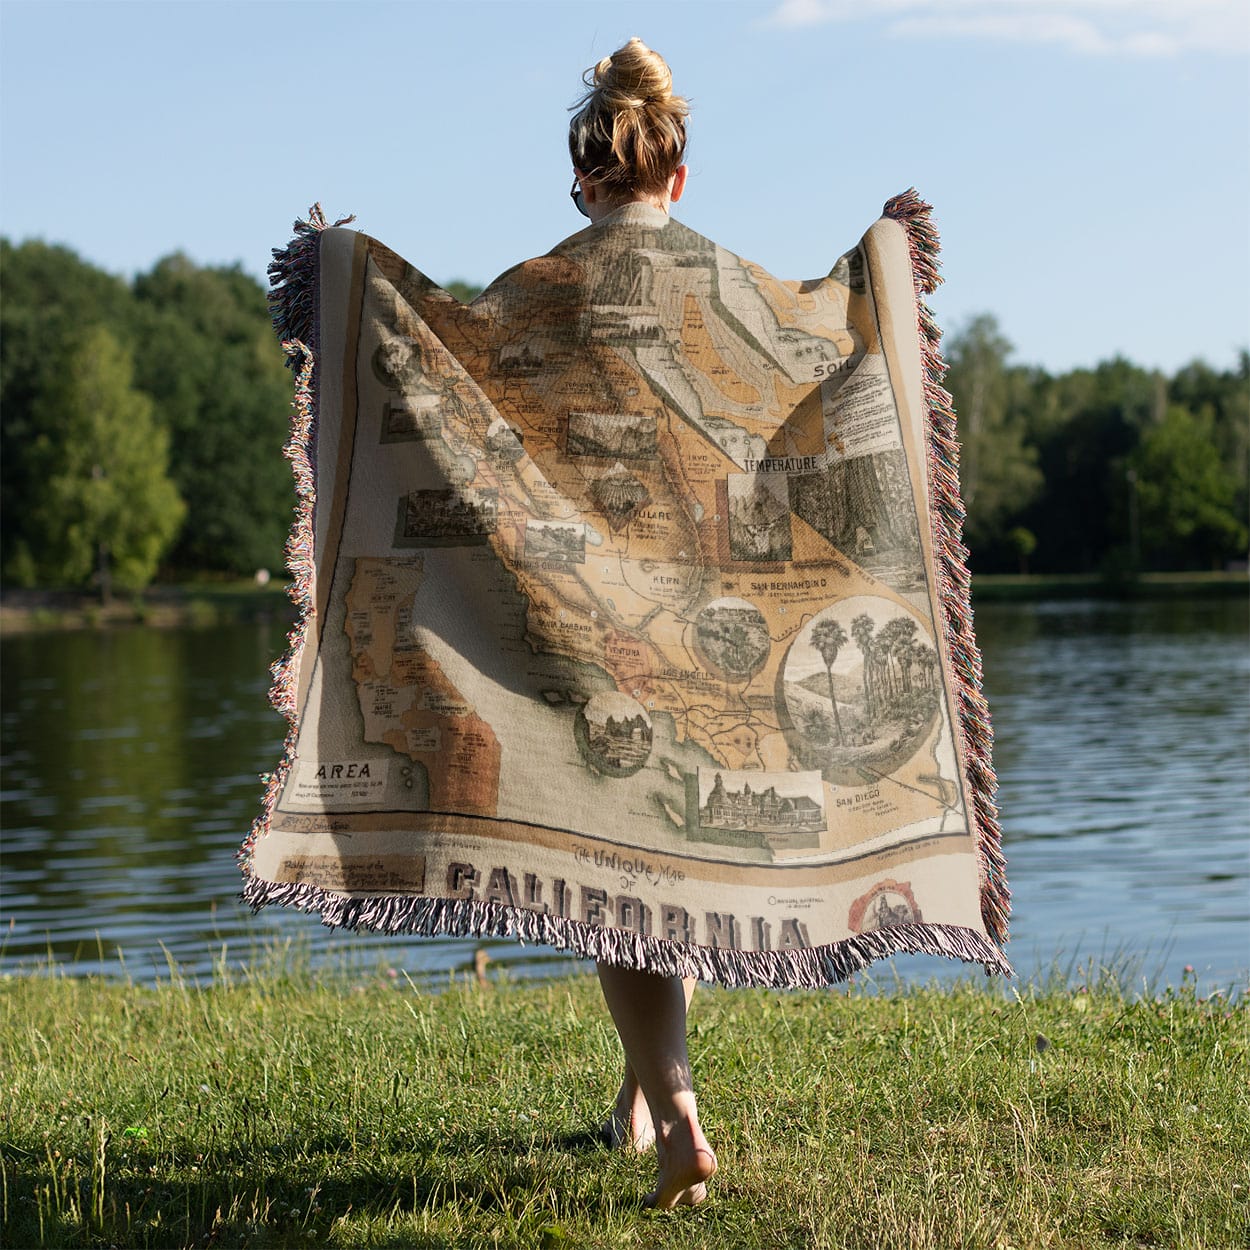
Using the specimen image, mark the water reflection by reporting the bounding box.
[969,596,1249,990]
[2,597,1246,989]
[1,623,577,984]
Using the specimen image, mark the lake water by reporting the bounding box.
[2,597,1246,992]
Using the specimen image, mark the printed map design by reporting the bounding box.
[279,209,965,869]
[251,203,1000,973]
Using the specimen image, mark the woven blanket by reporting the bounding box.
[240,192,1011,987]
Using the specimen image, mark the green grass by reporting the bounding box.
[1,962,1246,1249]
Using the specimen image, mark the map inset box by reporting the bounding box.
[723,472,793,563]
[574,692,653,777]
[394,488,498,546]
[568,411,658,460]
[484,418,526,464]
[524,519,586,564]
[496,341,544,375]
[788,448,925,592]
[381,398,439,443]
[694,597,771,679]
[591,463,651,530]
[690,767,825,857]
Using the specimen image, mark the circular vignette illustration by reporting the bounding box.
[574,691,653,778]
[484,418,526,464]
[781,595,940,787]
[371,333,423,391]
[848,879,922,933]
[693,597,771,680]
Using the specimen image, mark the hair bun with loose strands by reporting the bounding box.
[569,37,689,197]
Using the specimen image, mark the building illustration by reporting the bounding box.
[699,773,824,834]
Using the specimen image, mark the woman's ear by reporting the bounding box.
[669,165,689,203]
[575,169,599,206]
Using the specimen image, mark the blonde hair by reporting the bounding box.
[568,38,688,197]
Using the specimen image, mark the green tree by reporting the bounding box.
[944,315,1043,561]
[1169,354,1250,541]
[1,239,139,580]
[444,279,483,303]
[24,327,185,595]
[132,255,293,574]
[1007,526,1037,574]
[1129,405,1246,570]
[1020,357,1163,573]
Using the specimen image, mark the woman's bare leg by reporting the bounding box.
[596,964,717,1208]
[603,1058,654,1151]
[602,978,696,1152]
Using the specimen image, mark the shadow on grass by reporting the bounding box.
[4,1125,635,1250]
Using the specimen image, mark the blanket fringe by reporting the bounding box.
[883,189,1010,947]
[239,204,349,873]
[267,203,355,361]
[242,874,1013,987]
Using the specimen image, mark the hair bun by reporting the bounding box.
[595,36,673,109]
[569,38,689,196]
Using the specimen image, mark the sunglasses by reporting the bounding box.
[570,177,589,219]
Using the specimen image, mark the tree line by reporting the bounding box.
[1,239,1245,594]
[2,240,295,595]
[945,315,1247,575]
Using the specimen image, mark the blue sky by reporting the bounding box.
[2,0,1246,374]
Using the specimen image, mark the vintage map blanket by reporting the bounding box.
[240,192,1012,986]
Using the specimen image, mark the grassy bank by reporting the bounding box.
[2,966,1245,1249]
[969,570,1248,602]
[0,581,293,634]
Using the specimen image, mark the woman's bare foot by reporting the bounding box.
[645,1117,717,1209]
[602,1073,655,1151]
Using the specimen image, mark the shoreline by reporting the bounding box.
[0,581,294,634]
[1,571,1245,635]
[968,569,1248,602]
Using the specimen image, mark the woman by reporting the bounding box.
[250,32,1010,1222]
[567,37,716,1211]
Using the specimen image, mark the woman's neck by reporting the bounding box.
[585,191,669,225]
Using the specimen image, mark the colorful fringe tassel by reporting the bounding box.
[883,189,1011,946]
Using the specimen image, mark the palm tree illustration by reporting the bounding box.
[875,616,918,704]
[895,619,919,694]
[918,643,938,690]
[900,637,918,693]
[810,619,848,747]
[851,613,876,729]
[874,618,897,700]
